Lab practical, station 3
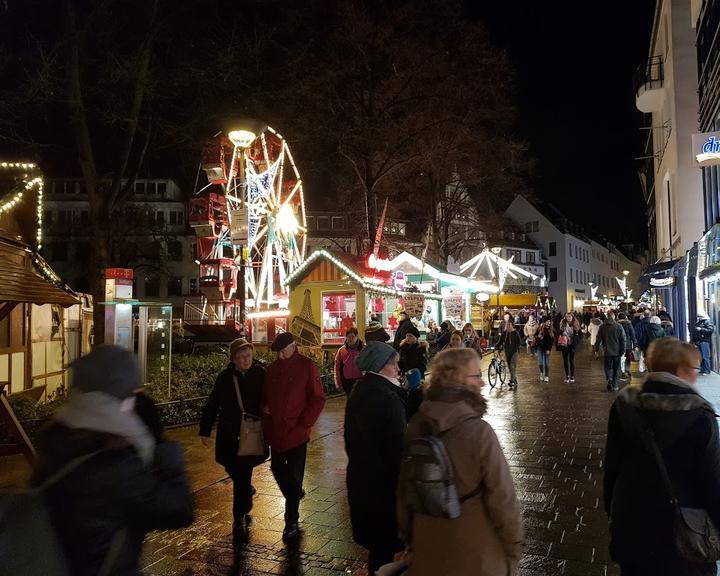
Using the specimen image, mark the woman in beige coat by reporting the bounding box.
[397,348,523,576]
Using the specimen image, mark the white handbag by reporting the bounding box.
[233,375,265,457]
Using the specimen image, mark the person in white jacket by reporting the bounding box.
[588,313,603,357]
[523,314,539,351]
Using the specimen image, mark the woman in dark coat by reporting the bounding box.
[398,326,429,376]
[497,321,522,389]
[33,346,194,576]
[604,337,720,575]
[199,338,267,542]
[344,341,407,573]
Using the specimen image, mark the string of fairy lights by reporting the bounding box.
[0,161,44,249]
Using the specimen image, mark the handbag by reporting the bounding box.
[634,406,720,563]
[557,334,568,347]
[626,349,636,363]
[233,375,265,457]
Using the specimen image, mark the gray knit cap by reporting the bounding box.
[356,341,397,373]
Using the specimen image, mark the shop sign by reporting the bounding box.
[444,295,464,319]
[693,132,720,167]
[650,277,675,287]
[403,293,425,318]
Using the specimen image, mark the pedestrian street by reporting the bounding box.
[142,342,719,576]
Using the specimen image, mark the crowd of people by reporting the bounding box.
[16,303,720,576]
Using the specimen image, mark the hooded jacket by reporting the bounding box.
[399,340,429,375]
[604,373,720,574]
[393,318,415,349]
[523,318,539,341]
[335,339,365,391]
[398,385,523,576]
[693,318,715,344]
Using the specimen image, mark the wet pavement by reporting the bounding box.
[143,340,656,576]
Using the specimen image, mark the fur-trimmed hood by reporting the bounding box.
[419,385,487,434]
[618,372,715,414]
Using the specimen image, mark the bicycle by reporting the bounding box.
[487,348,507,389]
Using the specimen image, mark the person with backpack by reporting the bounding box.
[344,341,407,573]
[603,337,720,575]
[397,347,523,576]
[29,346,194,576]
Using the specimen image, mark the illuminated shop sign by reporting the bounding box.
[649,277,675,287]
[693,132,720,167]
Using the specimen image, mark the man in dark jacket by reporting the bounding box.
[392,311,414,350]
[692,312,715,375]
[596,312,626,391]
[634,310,652,372]
[604,339,720,575]
[33,346,194,576]
[435,320,453,350]
[263,332,325,540]
[617,312,636,379]
[345,341,406,573]
[200,338,267,542]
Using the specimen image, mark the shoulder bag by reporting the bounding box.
[634,406,720,562]
[233,375,265,456]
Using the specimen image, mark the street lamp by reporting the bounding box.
[224,118,265,337]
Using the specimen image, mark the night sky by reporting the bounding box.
[475,1,656,247]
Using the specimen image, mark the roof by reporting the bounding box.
[0,254,78,307]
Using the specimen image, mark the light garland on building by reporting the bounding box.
[0,161,44,249]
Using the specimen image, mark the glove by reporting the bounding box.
[405,368,422,391]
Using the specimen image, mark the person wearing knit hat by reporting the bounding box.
[344,341,406,572]
[398,326,429,386]
[33,346,194,574]
[200,336,266,543]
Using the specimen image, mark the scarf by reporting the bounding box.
[55,390,156,465]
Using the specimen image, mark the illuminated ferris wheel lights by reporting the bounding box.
[277,203,300,235]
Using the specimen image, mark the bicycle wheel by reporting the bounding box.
[498,360,508,384]
[487,360,498,388]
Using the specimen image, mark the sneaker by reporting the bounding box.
[564,377,569,383]
[612,385,619,391]
[282,522,301,541]
[570,377,575,383]
[606,381,613,391]
[543,376,549,382]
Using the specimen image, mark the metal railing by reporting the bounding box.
[633,55,664,96]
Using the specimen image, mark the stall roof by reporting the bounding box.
[0,255,78,307]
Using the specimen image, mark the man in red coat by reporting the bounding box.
[263,332,325,540]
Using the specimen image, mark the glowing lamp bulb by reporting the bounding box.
[228,129,257,148]
[276,203,299,235]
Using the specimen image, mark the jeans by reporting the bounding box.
[225,459,256,525]
[505,350,518,381]
[698,341,712,374]
[604,355,621,386]
[561,348,575,377]
[537,349,550,377]
[270,442,308,524]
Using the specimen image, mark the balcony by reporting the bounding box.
[634,56,664,113]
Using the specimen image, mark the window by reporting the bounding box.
[570,268,573,283]
[144,276,160,297]
[306,216,315,231]
[317,216,330,231]
[526,251,535,263]
[549,242,557,257]
[134,182,146,195]
[506,249,521,262]
[167,277,183,296]
[146,182,157,196]
[157,182,167,197]
[321,291,356,345]
[524,221,539,233]
[168,240,182,261]
[44,210,54,225]
[155,211,165,225]
[190,278,199,295]
[169,211,178,225]
[332,216,344,230]
[549,267,558,282]
[52,242,68,261]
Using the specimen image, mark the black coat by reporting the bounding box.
[344,372,407,551]
[398,342,428,375]
[393,318,414,349]
[604,373,720,575]
[693,319,715,344]
[33,424,194,576]
[199,362,267,467]
[497,330,522,357]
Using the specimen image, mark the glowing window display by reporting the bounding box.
[322,291,356,344]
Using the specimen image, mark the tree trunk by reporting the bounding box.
[90,225,111,346]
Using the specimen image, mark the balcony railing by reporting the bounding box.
[634,56,664,113]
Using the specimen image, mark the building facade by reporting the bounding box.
[42,178,197,312]
[505,195,642,312]
[635,0,704,263]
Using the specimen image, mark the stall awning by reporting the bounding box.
[0,256,78,307]
[640,259,679,281]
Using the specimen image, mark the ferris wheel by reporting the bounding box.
[195,125,307,313]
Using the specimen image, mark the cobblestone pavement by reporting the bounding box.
[139,342,720,576]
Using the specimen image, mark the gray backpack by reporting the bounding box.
[403,418,481,519]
